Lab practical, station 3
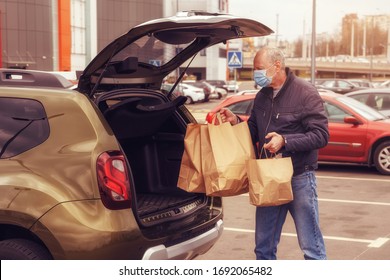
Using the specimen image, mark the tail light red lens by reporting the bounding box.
[97,151,131,210]
[205,112,215,124]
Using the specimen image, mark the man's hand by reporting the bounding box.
[218,108,239,125]
[263,132,285,154]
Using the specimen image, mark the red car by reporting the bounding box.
[205,89,390,175]
[205,89,258,123]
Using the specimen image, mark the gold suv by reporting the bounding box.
[0,12,272,259]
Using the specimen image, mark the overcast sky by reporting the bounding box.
[228,0,389,41]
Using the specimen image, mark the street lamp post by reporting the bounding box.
[387,17,390,62]
[363,17,367,57]
[310,0,316,84]
[351,19,355,57]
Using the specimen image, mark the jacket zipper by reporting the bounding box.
[261,96,274,158]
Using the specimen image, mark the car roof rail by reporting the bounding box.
[0,68,73,88]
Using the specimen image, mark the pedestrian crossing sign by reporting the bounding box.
[149,60,161,67]
[227,51,242,68]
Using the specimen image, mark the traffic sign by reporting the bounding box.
[227,51,242,68]
[149,60,161,67]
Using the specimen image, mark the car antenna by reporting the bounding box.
[167,53,198,99]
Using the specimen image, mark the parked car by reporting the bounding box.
[179,83,207,103]
[183,80,212,101]
[206,89,390,175]
[224,80,240,92]
[316,79,367,94]
[212,86,228,99]
[205,89,258,123]
[187,80,228,100]
[0,11,273,259]
[202,80,228,99]
[346,88,390,117]
[347,79,373,88]
[379,80,390,88]
[206,79,227,89]
[162,83,206,104]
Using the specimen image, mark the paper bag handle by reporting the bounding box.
[211,112,223,125]
[259,146,276,159]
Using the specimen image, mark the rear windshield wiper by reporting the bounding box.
[0,117,45,158]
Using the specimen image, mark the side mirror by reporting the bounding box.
[344,115,361,125]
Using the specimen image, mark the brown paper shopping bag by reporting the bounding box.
[177,123,206,193]
[202,116,255,197]
[247,155,294,206]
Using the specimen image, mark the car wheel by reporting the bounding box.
[0,239,52,260]
[373,141,390,175]
[185,96,193,104]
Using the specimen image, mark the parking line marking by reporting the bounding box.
[368,238,390,248]
[317,175,390,183]
[224,227,390,248]
[319,198,390,206]
[238,194,390,206]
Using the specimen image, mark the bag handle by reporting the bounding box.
[259,146,276,159]
[211,112,223,125]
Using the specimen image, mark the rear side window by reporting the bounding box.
[324,101,348,122]
[0,97,49,158]
[227,100,253,115]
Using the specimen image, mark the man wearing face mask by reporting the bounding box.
[219,46,329,260]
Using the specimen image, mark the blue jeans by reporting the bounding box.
[254,171,327,260]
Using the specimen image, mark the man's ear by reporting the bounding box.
[274,60,281,71]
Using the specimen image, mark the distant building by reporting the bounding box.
[0,0,276,81]
[0,0,163,70]
[0,0,231,81]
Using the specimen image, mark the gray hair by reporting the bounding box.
[260,47,286,68]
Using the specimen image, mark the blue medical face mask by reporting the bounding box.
[253,70,272,88]
[253,65,275,88]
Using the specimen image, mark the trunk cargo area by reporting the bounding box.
[99,92,209,230]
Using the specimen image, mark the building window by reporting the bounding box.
[219,48,227,58]
[71,0,86,55]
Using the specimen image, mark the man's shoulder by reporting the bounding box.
[289,75,318,93]
[290,74,311,86]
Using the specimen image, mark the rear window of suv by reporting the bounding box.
[0,97,49,158]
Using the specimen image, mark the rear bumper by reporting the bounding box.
[142,219,223,260]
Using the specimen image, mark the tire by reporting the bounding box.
[0,239,52,260]
[373,141,390,175]
[185,96,193,104]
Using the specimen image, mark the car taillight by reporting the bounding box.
[205,112,215,124]
[97,151,131,210]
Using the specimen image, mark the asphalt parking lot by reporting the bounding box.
[197,165,390,260]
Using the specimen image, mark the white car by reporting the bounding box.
[177,83,205,104]
[379,80,390,88]
[223,80,239,92]
[212,87,228,99]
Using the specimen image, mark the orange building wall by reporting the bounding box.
[0,11,2,68]
[58,0,71,71]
